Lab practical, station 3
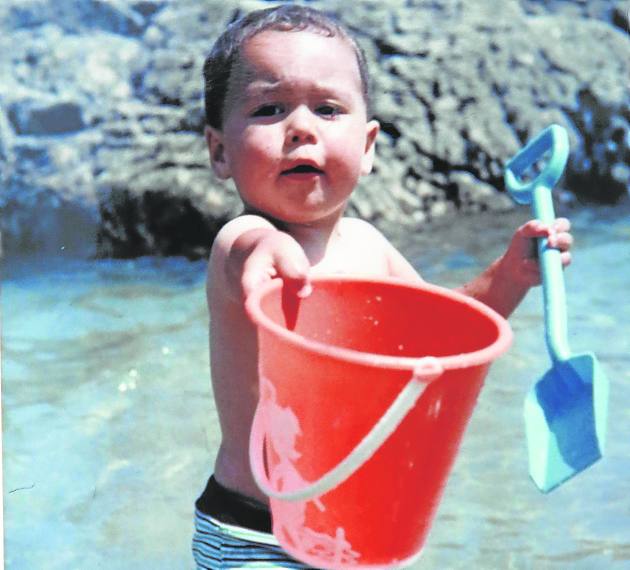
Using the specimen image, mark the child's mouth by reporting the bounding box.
[281,164,324,176]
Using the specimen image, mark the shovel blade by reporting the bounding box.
[524,352,609,493]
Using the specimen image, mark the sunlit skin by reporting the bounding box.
[204,30,573,502]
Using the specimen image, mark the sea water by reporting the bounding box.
[2,203,629,569]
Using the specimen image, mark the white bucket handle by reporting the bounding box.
[249,357,444,502]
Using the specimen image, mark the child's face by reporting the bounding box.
[207,30,379,226]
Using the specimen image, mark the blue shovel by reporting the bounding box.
[505,124,609,493]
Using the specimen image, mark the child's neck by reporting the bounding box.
[283,218,342,265]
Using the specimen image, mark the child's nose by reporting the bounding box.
[285,106,317,145]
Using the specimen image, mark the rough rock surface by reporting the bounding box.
[1,0,628,257]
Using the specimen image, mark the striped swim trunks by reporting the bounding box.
[192,475,316,569]
[192,509,314,569]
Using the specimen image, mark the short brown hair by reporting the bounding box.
[203,5,372,129]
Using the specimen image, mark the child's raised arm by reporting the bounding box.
[456,218,573,317]
[208,215,311,303]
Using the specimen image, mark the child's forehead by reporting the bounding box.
[232,30,363,93]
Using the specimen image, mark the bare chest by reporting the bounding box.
[309,225,390,277]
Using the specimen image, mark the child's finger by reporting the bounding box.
[519,218,570,239]
[270,232,309,279]
[547,231,574,251]
[273,251,309,282]
[552,217,571,232]
[560,251,572,268]
[517,220,551,239]
[241,232,312,299]
[273,248,312,297]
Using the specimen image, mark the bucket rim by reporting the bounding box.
[245,275,513,373]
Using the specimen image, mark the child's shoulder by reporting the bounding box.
[207,214,277,292]
[212,214,276,252]
[339,216,388,241]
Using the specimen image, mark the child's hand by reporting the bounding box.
[237,230,312,300]
[456,217,572,316]
[504,218,573,287]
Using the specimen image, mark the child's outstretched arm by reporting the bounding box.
[456,218,573,317]
[209,215,311,304]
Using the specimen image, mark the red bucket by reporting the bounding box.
[246,277,512,569]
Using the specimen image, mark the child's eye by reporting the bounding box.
[252,104,284,117]
[316,105,341,118]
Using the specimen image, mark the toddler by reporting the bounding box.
[192,5,572,569]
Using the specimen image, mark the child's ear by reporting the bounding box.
[204,125,231,180]
[360,119,380,176]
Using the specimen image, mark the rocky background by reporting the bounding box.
[1,0,628,258]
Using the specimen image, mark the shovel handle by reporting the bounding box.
[532,186,572,362]
[505,125,572,362]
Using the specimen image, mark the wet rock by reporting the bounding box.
[8,99,85,135]
[0,107,15,179]
[520,0,628,32]
[0,0,628,257]
[3,0,148,35]
[97,178,241,259]
[1,185,99,256]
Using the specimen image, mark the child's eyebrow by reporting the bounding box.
[242,78,353,103]
[243,80,282,96]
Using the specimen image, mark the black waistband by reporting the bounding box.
[195,475,272,533]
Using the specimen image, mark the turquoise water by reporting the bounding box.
[2,203,630,569]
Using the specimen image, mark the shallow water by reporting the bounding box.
[2,202,630,569]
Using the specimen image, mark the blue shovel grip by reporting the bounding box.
[505,125,572,362]
[504,125,569,205]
